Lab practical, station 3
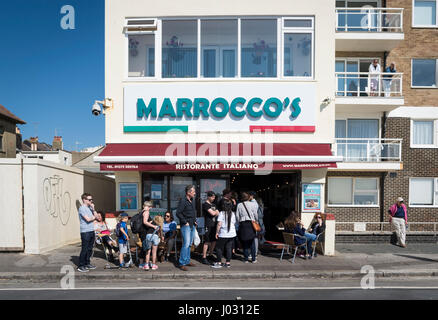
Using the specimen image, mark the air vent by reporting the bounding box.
[124,18,157,33]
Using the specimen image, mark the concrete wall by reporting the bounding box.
[0,158,116,254]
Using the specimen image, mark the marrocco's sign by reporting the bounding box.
[124,83,316,132]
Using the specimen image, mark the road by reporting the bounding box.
[1,278,438,300]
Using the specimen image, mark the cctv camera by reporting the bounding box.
[92,102,101,116]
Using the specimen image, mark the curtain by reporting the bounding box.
[410,178,434,205]
[335,120,347,158]
[347,119,379,161]
[413,121,434,145]
[162,48,197,78]
[222,50,236,77]
[414,0,437,25]
[328,178,352,205]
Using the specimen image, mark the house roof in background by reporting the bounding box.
[0,104,26,124]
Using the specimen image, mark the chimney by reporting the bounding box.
[30,137,38,151]
[52,136,63,151]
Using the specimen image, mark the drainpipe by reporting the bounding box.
[383,51,388,70]
[20,156,25,252]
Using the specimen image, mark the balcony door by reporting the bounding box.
[336,58,379,96]
[336,1,381,31]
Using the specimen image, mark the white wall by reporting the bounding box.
[0,158,116,254]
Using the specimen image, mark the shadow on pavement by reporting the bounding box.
[393,254,438,263]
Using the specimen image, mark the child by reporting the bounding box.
[143,215,164,270]
[117,212,130,268]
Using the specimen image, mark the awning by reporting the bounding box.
[94,143,342,171]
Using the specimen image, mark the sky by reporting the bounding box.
[0,0,105,151]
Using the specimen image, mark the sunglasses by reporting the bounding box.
[165,215,170,218]
[317,216,322,219]
[87,198,93,202]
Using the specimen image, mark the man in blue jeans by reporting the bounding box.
[77,193,99,272]
[176,185,197,271]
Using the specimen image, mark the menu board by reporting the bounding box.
[302,183,321,212]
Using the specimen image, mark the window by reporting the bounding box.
[283,18,314,77]
[410,178,438,206]
[241,19,277,78]
[162,20,198,78]
[412,120,437,147]
[412,59,437,87]
[201,20,238,78]
[413,0,438,27]
[328,177,379,206]
[0,126,4,151]
[128,34,155,77]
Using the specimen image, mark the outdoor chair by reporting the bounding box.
[280,232,308,264]
[312,231,325,258]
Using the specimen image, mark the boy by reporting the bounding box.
[117,212,130,268]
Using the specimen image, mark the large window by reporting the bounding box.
[241,19,277,78]
[412,59,437,87]
[125,17,315,80]
[162,20,198,78]
[410,178,438,206]
[411,120,437,147]
[328,177,379,206]
[201,20,238,78]
[413,0,438,27]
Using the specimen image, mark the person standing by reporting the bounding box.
[202,191,219,265]
[383,62,396,97]
[77,193,99,272]
[137,201,153,269]
[369,59,381,96]
[388,197,408,248]
[176,185,197,271]
[236,192,258,263]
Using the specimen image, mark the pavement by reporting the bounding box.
[1,242,438,283]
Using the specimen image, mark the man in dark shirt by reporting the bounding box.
[176,185,197,271]
[202,191,219,264]
[388,197,408,247]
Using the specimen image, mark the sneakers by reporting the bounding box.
[211,262,223,269]
[144,264,150,270]
[85,264,96,270]
[244,260,249,264]
[77,266,89,273]
[252,260,257,264]
[151,264,158,270]
[138,263,146,269]
[119,263,125,268]
[224,263,231,268]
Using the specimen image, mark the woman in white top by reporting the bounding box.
[211,199,237,268]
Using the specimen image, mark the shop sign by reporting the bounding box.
[124,83,316,132]
[302,183,321,212]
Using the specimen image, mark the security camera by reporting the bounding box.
[322,97,332,104]
[92,102,102,116]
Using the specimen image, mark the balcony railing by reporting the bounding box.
[335,72,403,97]
[336,7,403,32]
[333,138,402,162]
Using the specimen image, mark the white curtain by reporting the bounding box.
[410,178,434,205]
[413,121,434,145]
[328,178,352,204]
[347,119,379,160]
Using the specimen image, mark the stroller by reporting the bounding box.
[93,231,118,269]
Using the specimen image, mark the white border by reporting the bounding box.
[409,177,438,207]
[412,0,438,28]
[411,58,438,88]
[327,176,380,207]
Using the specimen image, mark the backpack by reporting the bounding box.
[115,222,122,238]
[130,211,145,234]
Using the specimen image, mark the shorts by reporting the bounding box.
[143,233,160,251]
[204,225,217,243]
[119,243,128,254]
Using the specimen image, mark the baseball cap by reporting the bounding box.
[397,197,404,202]
[120,212,129,217]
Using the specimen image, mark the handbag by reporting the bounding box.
[243,202,261,233]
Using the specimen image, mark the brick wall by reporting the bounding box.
[384,117,438,224]
[386,0,438,106]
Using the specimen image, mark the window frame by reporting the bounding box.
[327,177,380,207]
[412,0,438,28]
[409,177,438,207]
[123,16,315,82]
[410,119,438,148]
[411,58,438,88]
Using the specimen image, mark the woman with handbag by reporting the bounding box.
[236,192,259,263]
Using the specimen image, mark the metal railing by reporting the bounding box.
[336,7,404,32]
[336,222,438,234]
[335,72,403,97]
[333,138,402,162]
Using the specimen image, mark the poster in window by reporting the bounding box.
[151,184,162,200]
[302,183,321,212]
[120,183,138,210]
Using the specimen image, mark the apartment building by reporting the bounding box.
[96,0,437,239]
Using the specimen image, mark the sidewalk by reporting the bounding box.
[1,243,437,282]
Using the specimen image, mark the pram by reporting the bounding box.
[93,232,118,269]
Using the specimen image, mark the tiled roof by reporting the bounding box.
[0,104,26,124]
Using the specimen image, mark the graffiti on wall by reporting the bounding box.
[42,175,71,226]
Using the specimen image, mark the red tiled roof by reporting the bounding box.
[0,104,26,124]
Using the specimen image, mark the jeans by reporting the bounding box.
[179,224,195,266]
[79,231,95,267]
[304,232,317,256]
[383,79,392,97]
[242,239,256,262]
[216,237,234,263]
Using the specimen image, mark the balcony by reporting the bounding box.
[331,138,403,171]
[335,71,404,111]
[336,8,404,51]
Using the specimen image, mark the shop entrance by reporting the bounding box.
[230,172,300,242]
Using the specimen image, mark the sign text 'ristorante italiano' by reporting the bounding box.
[124,83,316,132]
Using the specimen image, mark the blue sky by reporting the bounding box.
[0,0,105,151]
